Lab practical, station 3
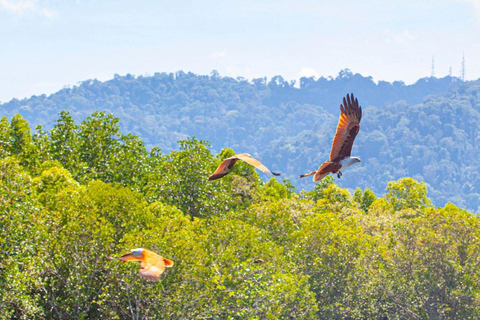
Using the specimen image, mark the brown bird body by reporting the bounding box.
[300,93,362,181]
[110,248,174,281]
[208,153,280,181]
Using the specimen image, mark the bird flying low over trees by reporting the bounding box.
[300,93,362,181]
[208,153,281,181]
[109,248,174,281]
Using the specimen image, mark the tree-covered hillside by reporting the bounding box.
[1,112,480,319]
[1,70,479,211]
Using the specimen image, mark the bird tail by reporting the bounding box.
[164,258,174,267]
[299,171,316,178]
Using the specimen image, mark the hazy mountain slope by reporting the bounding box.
[2,70,479,211]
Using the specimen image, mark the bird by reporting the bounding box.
[109,248,174,281]
[300,93,362,181]
[208,153,280,181]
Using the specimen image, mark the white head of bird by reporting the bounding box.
[130,248,144,257]
[339,156,362,169]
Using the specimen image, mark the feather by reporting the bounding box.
[329,93,362,162]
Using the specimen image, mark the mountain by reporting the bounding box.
[1,69,479,212]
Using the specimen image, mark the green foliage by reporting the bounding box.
[363,204,480,319]
[303,175,334,203]
[77,111,122,182]
[290,211,373,318]
[0,115,40,172]
[0,116,11,158]
[0,158,44,319]
[386,177,431,211]
[144,137,238,219]
[312,182,356,214]
[258,177,295,201]
[49,111,80,174]
[3,72,479,210]
[2,111,480,319]
[354,187,377,213]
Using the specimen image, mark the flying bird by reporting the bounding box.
[109,248,174,281]
[208,153,280,181]
[300,93,362,181]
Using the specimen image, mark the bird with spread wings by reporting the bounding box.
[300,93,362,181]
[208,153,280,181]
[109,248,174,281]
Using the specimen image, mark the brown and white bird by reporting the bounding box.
[208,153,280,181]
[300,93,362,181]
[109,248,174,281]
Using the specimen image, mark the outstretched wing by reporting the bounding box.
[329,93,362,162]
[235,153,281,176]
[208,158,238,181]
[138,250,173,281]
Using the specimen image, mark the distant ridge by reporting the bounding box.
[1,70,478,211]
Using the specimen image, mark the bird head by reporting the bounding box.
[130,248,144,257]
[116,248,144,262]
[352,157,362,163]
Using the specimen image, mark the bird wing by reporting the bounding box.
[138,250,173,281]
[235,153,281,176]
[208,158,238,181]
[115,252,140,262]
[329,94,362,162]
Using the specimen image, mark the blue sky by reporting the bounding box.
[1,0,479,102]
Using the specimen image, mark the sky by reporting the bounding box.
[1,0,479,102]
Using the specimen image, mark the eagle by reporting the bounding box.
[300,93,362,181]
[208,153,280,181]
[109,248,174,281]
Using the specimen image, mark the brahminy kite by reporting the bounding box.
[208,153,280,181]
[109,248,174,281]
[300,93,362,181]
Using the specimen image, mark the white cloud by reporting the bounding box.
[33,80,64,92]
[41,7,57,18]
[0,0,35,14]
[210,50,226,59]
[383,29,416,45]
[0,0,57,18]
[296,67,320,79]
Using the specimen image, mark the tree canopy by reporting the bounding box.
[1,112,479,319]
[2,71,479,211]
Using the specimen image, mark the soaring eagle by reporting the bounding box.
[208,153,280,181]
[300,93,362,181]
[109,248,174,281]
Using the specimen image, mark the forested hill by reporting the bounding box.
[1,70,479,212]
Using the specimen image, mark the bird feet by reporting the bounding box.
[337,171,343,179]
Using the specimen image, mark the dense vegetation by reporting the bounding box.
[1,112,480,319]
[1,70,479,212]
